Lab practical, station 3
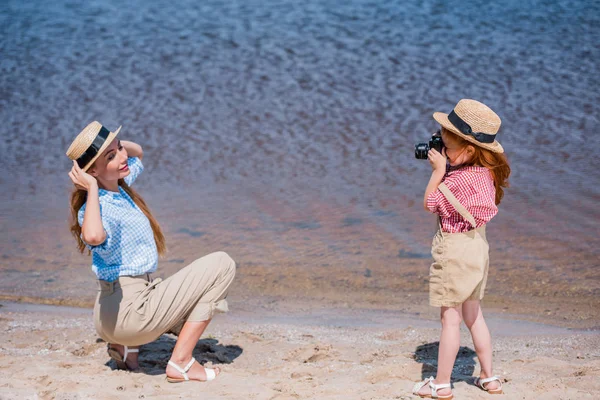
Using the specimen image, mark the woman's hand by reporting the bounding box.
[428,148,447,173]
[69,160,97,191]
[121,140,143,160]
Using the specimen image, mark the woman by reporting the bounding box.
[66,121,236,382]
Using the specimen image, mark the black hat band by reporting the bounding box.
[448,110,496,144]
[76,126,110,168]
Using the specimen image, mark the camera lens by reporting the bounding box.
[415,143,429,159]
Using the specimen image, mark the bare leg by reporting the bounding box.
[462,300,499,391]
[418,306,461,397]
[165,319,221,381]
[108,344,140,370]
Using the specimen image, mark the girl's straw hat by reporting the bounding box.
[433,99,504,153]
[66,121,121,171]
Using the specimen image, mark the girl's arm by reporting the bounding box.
[423,170,445,210]
[122,140,143,161]
[423,148,447,211]
[69,161,106,245]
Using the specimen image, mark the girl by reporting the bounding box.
[66,121,236,382]
[412,99,510,399]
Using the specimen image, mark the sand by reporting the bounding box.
[1,299,599,400]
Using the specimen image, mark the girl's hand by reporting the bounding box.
[69,160,97,191]
[428,148,447,173]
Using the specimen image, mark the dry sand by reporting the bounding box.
[1,298,599,400]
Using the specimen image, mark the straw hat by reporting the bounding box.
[433,99,504,153]
[66,121,121,171]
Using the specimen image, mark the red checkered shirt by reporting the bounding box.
[426,166,498,233]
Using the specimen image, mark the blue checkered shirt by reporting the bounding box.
[78,157,158,282]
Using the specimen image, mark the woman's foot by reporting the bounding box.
[166,357,221,382]
[413,377,453,399]
[107,344,140,370]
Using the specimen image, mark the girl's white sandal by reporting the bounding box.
[412,376,454,399]
[166,357,218,383]
[474,376,503,394]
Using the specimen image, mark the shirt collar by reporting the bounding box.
[98,186,125,200]
[445,165,487,176]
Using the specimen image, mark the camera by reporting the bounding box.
[415,131,444,159]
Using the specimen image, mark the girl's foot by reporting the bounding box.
[413,376,453,399]
[107,344,140,370]
[474,375,503,394]
[166,357,221,382]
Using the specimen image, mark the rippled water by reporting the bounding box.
[1,0,599,324]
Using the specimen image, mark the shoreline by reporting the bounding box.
[2,280,599,332]
[1,294,596,336]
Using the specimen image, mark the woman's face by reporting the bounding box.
[88,139,130,181]
[441,128,474,166]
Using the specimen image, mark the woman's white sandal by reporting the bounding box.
[474,376,503,394]
[107,344,139,371]
[166,357,218,383]
[412,376,453,399]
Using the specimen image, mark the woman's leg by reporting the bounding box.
[462,300,500,390]
[108,344,141,370]
[417,306,461,397]
[160,252,236,380]
[165,320,219,380]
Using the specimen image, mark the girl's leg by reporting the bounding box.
[462,300,500,391]
[165,320,220,380]
[417,306,461,397]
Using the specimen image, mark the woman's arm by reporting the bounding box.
[423,148,447,211]
[122,140,143,161]
[69,161,106,245]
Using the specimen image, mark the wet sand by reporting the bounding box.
[1,301,599,400]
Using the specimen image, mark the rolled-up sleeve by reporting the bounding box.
[427,185,455,217]
[78,204,119,253]
[124,157,144,186]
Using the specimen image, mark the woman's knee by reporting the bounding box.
[214,251,236,279]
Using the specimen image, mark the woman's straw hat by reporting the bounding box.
[433,99,504,153]
[66,121,121,171]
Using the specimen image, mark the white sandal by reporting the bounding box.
[412,376,453,399]
[474,376,503,394]
[107,344,139,371]
[166,357,218,383]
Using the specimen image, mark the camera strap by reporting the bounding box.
[438,183,477,229]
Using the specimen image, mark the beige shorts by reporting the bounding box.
[429,225,489,307]
[94,251,236,346]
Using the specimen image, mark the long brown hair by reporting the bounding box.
[444,128,511,205]
[69,180,166,255]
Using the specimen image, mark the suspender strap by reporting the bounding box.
[438,182,477,229]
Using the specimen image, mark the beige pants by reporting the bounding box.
[94,251,236,346]
[429,183,490,308]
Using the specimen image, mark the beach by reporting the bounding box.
[1,300,599,400]
[1,0,600,398]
